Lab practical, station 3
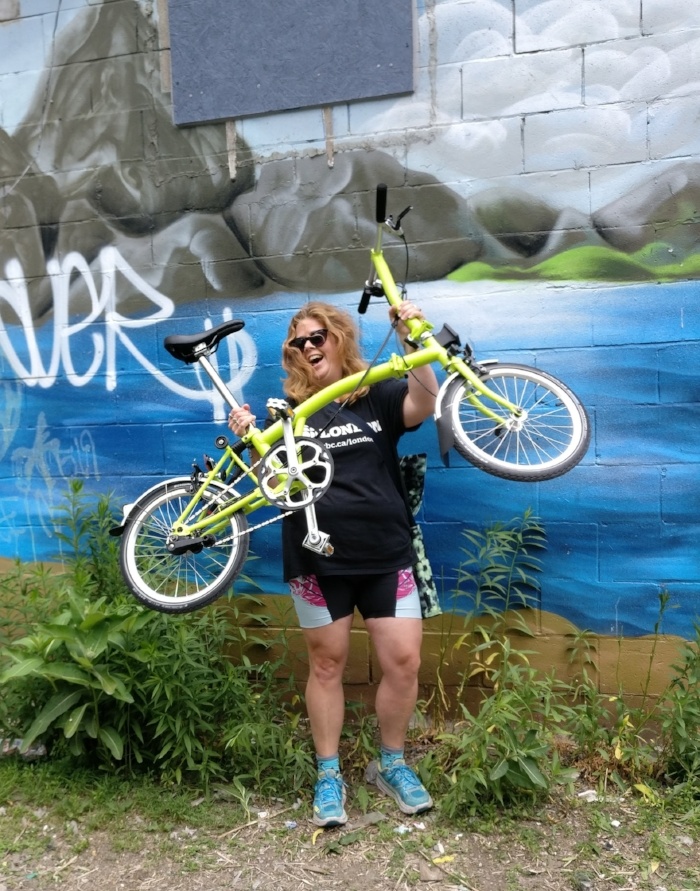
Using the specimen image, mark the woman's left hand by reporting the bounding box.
[390,301,424,336]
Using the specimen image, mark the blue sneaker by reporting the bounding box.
[312,768,348,827]
[376,759,433,815]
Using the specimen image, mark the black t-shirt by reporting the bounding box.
[282,378,415,580]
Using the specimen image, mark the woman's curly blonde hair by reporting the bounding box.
[282,302,369,405]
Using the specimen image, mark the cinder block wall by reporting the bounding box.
[1,1,699,698]
[235,595,687,715]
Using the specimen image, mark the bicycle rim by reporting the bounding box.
[448,364,590,481]
[120,480,249,613]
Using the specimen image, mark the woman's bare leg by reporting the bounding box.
[302,614,354,756]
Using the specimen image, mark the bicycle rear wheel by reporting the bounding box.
[445,364,590,481]
[119,478,249,613]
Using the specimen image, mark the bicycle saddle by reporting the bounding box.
[163,319,245,364]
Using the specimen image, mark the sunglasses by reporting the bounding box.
[288,328,328,351]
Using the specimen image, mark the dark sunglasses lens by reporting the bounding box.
[290,329,327,350]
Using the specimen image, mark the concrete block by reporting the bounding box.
[0,15,43,76]
[411,118,523,181]
[515,0,641,53]
[461,48,581,119]
[432,0,513,64]
[597,634,685,696]
[524,105,648,173]
[658,342,700,402]
[642,0,700,36]
[600,523,700,585]
[596,403,700,464]
[585,32,700,104]
[662,465,700,522]
[649,96,700,161]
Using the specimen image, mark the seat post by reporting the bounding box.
[197,354,241,412]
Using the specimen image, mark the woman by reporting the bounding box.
[229,301,437,827]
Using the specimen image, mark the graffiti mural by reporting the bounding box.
[1,0,699,639]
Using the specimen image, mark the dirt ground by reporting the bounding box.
[1,786,697,891]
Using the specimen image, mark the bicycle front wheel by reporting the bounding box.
[120,478,249,613]
[445,364,590,481]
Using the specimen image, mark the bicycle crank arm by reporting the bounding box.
[301,504,334,556]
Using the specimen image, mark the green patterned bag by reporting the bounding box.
[398,453,442,619]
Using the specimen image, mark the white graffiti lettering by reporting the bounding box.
[0,247,256,422]
[11,411,100,543]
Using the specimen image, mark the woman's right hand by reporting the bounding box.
[228,403,256,436]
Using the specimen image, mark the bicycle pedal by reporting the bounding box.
[267,398,294,420]
[302,530,333,556]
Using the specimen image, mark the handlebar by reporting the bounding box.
[358,288,371,315]
[360,183,412,315]
[376,182,388,223]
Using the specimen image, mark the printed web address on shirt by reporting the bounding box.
[323,436,374,449]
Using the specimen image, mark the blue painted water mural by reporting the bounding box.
[2,279,699,638]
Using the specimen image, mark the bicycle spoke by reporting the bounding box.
[448,364,589,481]
[121,481,249,612]
[461,380,569,465]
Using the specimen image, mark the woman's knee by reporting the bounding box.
[304,617,352,683]
[307,643,348,684]
[383,646,421,683]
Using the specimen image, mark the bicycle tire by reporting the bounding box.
[119,478,249,613]
[445,364,590,481]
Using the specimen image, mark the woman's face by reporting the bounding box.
[290,317,343,390]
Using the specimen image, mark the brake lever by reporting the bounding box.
[387,205,412,236]
[395,205,412,228]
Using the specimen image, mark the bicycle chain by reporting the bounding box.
[204,437,333,546]
[216,506,292,546]
[202,451,293,547]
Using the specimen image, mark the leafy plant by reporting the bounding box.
[4,484,700,823]
[420,511,579,816]
[0,560,59,648]
[223,680,314,798]
[0,586,150,762]
[563,592,673,788]
[659,622,700,785]
[455,508,546,616]
[420,518,700,813]
[0,481,312,794]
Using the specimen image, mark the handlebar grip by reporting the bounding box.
[358,287,371,315]
[375,183,388,223]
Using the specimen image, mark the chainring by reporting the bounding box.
[259,437,334,510]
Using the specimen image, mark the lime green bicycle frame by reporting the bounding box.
[168,242,521,542]
[114,180,589,616]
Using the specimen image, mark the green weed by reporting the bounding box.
[659,622,700,785]
[1,488,700,839]
[0,481,312,795]
[419,512,579,816]
[416,515,700,819]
